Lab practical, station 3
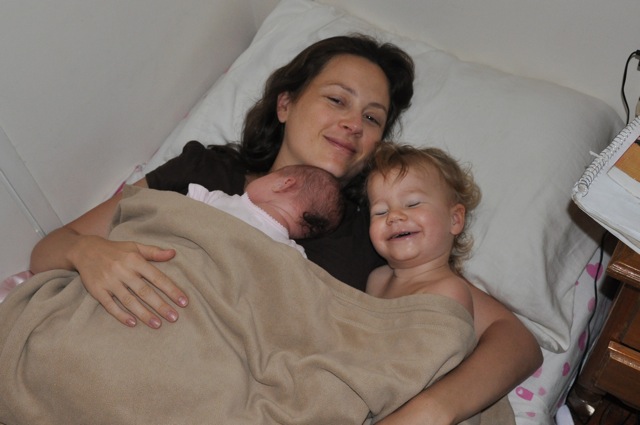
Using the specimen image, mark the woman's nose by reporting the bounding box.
[340,112,363,135]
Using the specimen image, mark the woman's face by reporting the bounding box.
[273,54,390,182]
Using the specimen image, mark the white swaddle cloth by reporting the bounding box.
[187,183,307,258]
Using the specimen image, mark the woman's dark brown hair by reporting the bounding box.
[238,34,415,175]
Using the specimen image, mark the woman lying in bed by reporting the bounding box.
[30,34,542,424]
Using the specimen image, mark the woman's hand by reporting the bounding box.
[70,235,187,328]
[29,177,189,328]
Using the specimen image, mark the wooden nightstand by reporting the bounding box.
[568,241,640,422]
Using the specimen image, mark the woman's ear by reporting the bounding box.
[276,92,292,123]
[450,204,466,236]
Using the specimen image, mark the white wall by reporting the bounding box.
[0,127,56,279]
[0,0,259,278]
[1,0,259,224]
[318,0,640,122]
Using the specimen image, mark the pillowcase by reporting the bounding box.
[136,0,623,351]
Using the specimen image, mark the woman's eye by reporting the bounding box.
[327,96,343,105]
[364,114,381,126]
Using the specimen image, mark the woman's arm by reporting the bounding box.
[29,178,189,328]
[377,283,542,425]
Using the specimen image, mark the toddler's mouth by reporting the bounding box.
[390,231,414,240]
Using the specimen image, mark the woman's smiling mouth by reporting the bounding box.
[325,136,357,155]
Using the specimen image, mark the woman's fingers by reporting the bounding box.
[76,238,188,329]
[95,288,140,328]
[111,274,167,329]
[136,244,189,309]
[86,259,168,329]
[108,244,186,329]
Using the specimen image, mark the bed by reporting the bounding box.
[127,1,625,422]
[0,0,626,424]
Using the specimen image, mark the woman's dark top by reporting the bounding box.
[145,141,385,291]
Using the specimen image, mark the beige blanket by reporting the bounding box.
[0,187,511,424]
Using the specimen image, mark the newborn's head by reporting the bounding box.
[246,165,344,239]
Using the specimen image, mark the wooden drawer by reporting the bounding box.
[621,293,640,350]
[568,242,640,421]
[596,341,640,409]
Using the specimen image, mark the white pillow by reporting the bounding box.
[137,0,623,351]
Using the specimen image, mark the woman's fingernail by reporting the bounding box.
[126,318,137,327]
[167,311,178,322]
[150,318,161,329]
[178,297,188,307]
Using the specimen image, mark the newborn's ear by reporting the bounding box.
[450,204,466,236]
[272,176,297,193]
